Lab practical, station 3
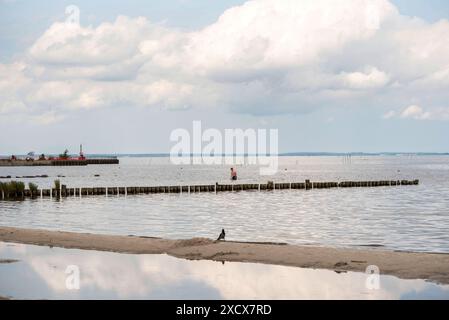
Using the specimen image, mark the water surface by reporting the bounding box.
[1,242,448,300]
[1,156,449,253]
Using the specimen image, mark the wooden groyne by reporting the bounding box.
[0,158,119,167]
[0,179,419,200]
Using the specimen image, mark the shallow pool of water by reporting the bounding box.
[0,242,448,300]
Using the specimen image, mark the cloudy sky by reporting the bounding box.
[1,0,449,154]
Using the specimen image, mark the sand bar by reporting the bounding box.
[1,226,448,284]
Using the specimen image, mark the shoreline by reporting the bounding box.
[1,226,449,284]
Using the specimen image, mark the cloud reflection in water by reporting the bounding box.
[0,242,448,300]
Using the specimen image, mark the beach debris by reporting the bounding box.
[334,270,348,274]
[10,175,48,179]
[334,261,349,268]
[0,259,19,264]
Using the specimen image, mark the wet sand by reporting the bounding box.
[1,226,448,284]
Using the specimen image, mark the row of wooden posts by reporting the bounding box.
[1,179,419,199]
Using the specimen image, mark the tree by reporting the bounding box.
[59,149,69,159]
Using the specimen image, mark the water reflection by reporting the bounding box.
[0,242,448,300]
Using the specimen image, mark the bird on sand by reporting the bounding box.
[217,229,225,241]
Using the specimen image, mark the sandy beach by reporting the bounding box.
[1,226,448,285]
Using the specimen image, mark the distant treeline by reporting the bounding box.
[82,152,449,157]
[1,152,448,158]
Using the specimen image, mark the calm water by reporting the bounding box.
[1,156,449,253]
[1,242,448,300]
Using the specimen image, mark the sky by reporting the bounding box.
[1,0,449,154]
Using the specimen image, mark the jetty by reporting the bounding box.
[0,158,119,167]
[0,179,419,200]
[0,146,118,166]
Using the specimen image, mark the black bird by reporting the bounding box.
[217,229,225,241]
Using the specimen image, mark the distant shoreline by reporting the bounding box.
[2,152,449,159]
[1,226,448,285]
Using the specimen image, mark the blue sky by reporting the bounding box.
[1,0,449,154]
[393,0,449,21]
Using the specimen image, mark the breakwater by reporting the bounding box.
[0,158,119,167]
[0,179,419,199]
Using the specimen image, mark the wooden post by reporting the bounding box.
[305,179,311,190]
[0,178,419,200]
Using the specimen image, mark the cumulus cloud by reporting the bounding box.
[0,62,29,114]
[29,16,151,66]
[382,110,396,119]
[1,0,449,123]
[383,105,449,121]
[31,111,66,125]
[341,67,390,89]
[400,105,431,120]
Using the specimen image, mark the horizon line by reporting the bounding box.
[2,152,449,158]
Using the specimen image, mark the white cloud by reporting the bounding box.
[341,67,390,89]
[184,0,396,75]
[1,0,449,122]
[400,105,431,120]
[383,110,396,119]
[31,111,66,125]
[29,16,150,66]
[383,105,449,121]
[0,62,29,114]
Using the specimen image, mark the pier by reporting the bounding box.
[0,145,119,167]
[0,179,419,200]
[0,158,119,167]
